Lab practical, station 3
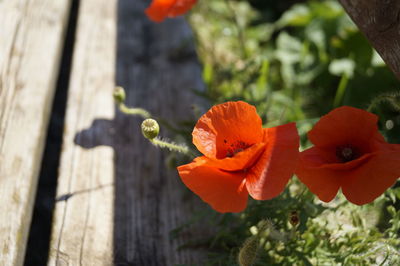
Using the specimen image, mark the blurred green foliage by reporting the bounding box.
[174,0,400,265]
[190,0,399,139]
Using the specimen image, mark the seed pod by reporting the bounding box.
[141,119,160,140]
[238,235,259,266]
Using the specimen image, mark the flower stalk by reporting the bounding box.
[141,118,190,154]
[149,137,190,154]
[114,86,151,119]
[113,87,191,155]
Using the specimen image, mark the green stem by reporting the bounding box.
[150,137,190,154]
[333,73,349,108]
[224,0,248,59]
[118,103,151,119]
[115,87,194,157]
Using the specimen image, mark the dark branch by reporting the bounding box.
[339,0,400,80]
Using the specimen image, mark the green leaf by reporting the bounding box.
[277,4,312,28]
[202,62,214,86]
[276,32,302,64]
[329,58,355,77]
[309,1,343,19]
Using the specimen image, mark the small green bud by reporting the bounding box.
[113,86,126,103]
[238,235,259,266]
[141,119,160,139]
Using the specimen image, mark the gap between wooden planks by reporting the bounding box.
[48,0,209,265]
[0,0,70,265]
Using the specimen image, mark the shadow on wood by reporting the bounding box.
[69,0,211,264]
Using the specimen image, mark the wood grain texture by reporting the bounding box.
[0,0,70,265]
[339,0,400,79]
[48,0,208,265]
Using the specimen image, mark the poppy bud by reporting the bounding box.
[289,211,299,227]
[113,86,126,104]
[141,119,160,140]
[238,235,259,266]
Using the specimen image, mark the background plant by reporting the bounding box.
[170,0,400,265]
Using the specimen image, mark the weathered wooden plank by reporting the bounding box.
[0,0,71,265]
[48,0,207,265]
[46,0,116,264]
[339,0,400,80]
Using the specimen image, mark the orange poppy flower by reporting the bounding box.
[177,101,300,213]
[296,106,400,205]
[145,0,197,22]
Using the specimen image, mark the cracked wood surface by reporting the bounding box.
[0,0,70,265]
[339,0,400,80]
[48,0,208,265]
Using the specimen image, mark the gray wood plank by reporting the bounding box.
[0,0,71,265]
[339,0,400,80]
[48,0,208,265]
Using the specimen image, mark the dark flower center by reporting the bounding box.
[336,145,360,163]
[224,140,250,158]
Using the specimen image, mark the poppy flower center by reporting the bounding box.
[224,140,250,158]
[336,145,360,163]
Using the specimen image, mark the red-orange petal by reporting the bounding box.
[193,101,264,159]
[167,0,197,17]
[177,157,248,213]
[341,150,400,205]
[205,143,266,171]
[145,0,197,22]
[145,0,175,22]
[246,123,299,200]
[295,147,343,202]
[308,106,380,149]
